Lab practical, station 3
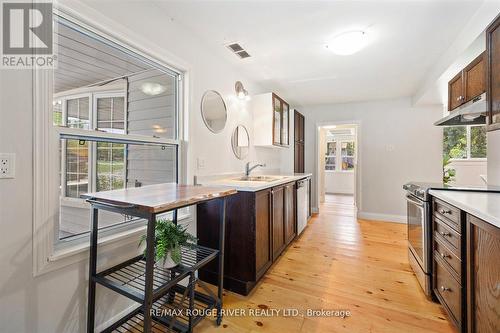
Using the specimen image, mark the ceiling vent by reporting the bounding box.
[226,42,251,59]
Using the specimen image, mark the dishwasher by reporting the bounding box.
[296,178,309,235]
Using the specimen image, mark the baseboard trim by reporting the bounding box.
[357,212,406,224]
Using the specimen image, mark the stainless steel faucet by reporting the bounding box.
[245,162,266,176]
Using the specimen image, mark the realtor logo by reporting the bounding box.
[1,1,55,68]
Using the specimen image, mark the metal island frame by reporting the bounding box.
[82,183,237,333]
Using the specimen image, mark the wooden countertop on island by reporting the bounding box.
[81,183,237,213]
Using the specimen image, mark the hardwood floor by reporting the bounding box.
[196,197,454,332]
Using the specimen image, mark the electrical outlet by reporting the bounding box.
[0,153,15,179]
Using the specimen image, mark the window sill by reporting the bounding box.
[51,213,192,262]
[35,213,193,276]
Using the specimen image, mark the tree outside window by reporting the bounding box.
[443,125,487,160]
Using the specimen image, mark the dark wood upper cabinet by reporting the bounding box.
[448,52,486,111]
[294,111,305,173]
[464,53,486,103]
[487,13,500,131]
[449,72,465,111]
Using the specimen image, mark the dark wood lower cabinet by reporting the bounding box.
[197,182,297,295]
[284,183,296,246]
[255,189,272,279]
[432,198,500,333]
[466,215,500,333]
[272,186,285,261]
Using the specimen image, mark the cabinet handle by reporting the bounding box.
[440,286,450,292]
[440,231,451,237]
[439,209,452,215]
[456,96,464,102]
[440,252,449,259]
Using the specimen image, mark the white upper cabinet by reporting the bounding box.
[252,92,290,148]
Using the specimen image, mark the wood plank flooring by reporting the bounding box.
[196,195,455,332]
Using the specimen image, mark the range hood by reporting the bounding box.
[434,93,487,126]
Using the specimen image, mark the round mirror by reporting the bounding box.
[201,90,227,133]
[231,125,250,160]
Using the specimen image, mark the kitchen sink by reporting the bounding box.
[233,176,285,182]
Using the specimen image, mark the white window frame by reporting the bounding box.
[33,9,189,276]
[325,139,356,173]
[446,125,487,161]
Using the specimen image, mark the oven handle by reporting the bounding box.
[406,194,424,208]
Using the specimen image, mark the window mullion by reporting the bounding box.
[467,126,471,159]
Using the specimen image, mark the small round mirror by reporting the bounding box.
[231,125,250,160]
[201,90,227,133]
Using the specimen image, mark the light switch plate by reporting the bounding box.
[197,158,205,170]
[0,153,15,179]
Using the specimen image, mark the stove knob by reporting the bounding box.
[417,189,425,197]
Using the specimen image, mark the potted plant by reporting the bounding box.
[139,218,197,269]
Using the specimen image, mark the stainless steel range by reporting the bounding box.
[403,182,432,297]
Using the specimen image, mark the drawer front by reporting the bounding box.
[434,236,461,280]
[433,199,461,232]
[434,217,461,256]
[434,256,462,326]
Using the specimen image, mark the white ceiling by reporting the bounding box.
[156,0,484,107]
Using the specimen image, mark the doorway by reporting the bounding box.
[318,124,358,215]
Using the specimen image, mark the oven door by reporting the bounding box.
[406,194,429,272]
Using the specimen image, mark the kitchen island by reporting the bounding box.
[196,173,312,295]
[428,190,500,333]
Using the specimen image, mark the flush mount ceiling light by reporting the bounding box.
[326,31,369,55]
[235,81,249,100]
[141,82,166,96]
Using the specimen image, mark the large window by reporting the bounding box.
[443,125,487,159]
[325,140,355,172]
[52,17,181,242]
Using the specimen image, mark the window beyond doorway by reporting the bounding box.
[325,140,355,172]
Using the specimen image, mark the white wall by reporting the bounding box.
[0,1,291,332]
[325,172,354,194]
[302,98,443,222]
[488,130,500,186]
[448,160,487,187]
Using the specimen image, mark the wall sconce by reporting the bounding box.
[235,81,249,100]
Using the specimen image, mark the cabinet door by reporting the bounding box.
[272,95,282,145]
[449,72,464,111]
[255,189,272,278]
[487,14,500,130]
[464,52,486,103]
[281,102,289,146]
[272,186,285,260]
[284,183,296,245]
[466,215,500,333]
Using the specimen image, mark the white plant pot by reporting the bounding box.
[158,251,179,269]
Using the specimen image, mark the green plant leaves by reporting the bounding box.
[138,218,197,265]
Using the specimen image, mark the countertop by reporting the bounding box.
[82,183,238,213]
[429,189,500,229]
[198,173,312,192]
